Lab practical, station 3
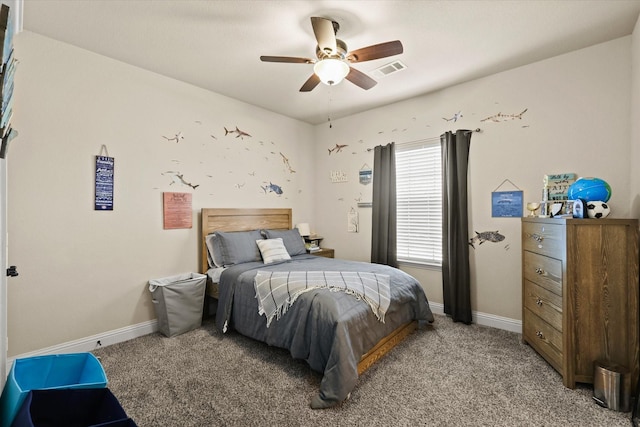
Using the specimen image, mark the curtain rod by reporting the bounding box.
[366,128,481,151]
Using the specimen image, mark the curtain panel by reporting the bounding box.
[371,142,398,267]
[441,130,472,324]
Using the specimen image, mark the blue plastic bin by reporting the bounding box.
[10,388,136,427]
[0,353,107,427]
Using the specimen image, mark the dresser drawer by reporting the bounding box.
[524,309,563,370]
[523,280,562,331]
[523,251,563,296]
[522,221,564,258]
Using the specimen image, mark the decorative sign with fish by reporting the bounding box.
[359,164,372,185]
[469,231,505,249]
[491,190,523,217]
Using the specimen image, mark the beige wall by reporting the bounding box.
[313,37,633,321]
[8,32,315,356]
[8,29,637,355]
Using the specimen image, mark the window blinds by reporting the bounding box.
[395,141,442,266]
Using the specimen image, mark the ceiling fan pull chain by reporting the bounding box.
[327,87,333,129]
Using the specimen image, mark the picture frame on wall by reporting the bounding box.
[491,190,523,218]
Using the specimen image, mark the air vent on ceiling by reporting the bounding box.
[371,60,407,79]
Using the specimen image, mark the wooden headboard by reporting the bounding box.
[200,208,292,274]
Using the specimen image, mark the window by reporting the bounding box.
[396,140,442,266]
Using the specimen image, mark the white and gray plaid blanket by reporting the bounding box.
[254,270,391,327]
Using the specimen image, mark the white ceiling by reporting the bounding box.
[22,0,640,125]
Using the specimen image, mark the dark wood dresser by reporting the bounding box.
[521,217,639,388]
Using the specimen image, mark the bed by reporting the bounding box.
[200,208,434,408]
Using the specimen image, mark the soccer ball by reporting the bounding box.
[586,201,610,219]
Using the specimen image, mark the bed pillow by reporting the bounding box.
[262,228,307,256]
[256,238,291,264]
[214,230,264,267]
[205,233,225,268]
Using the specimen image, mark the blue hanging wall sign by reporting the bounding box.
[95,145,114,211]
[491,179,523,218]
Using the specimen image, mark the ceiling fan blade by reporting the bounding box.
[260,56,315,64]
[347,40,403,63]
[300,74,321,92]
[311,17,337,55]
[346,67,377,90]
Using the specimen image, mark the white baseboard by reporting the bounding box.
[7,319,158,371]
[6,306,521,372]
[428,302,522,334]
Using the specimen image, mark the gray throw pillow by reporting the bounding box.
[205,233,224,268]
[215,230,264,266]
[262,228,307,256]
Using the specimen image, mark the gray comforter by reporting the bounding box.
[215,254,434,408]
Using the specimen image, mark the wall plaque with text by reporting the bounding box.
[163,192,192,229]
[95,156,114,210]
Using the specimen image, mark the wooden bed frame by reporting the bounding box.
[200,207,418,375]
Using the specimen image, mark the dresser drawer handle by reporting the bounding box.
[536,298,543,306]
[535,267,545,275]
[535,330,545,339]
[531,233,544,242]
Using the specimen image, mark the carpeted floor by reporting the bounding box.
[93,314,633,426]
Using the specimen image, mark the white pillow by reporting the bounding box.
[256,238,291,264]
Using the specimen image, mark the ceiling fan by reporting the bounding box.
[260,17,403,92]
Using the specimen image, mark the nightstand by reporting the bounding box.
[309,248,334,258]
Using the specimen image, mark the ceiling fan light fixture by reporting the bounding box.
[313,58,349,86]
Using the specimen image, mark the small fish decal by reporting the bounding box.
[280,152,296,173]
[162,132,184,143]
[328,144,348,155]
[162,171,199,190]
[443,111,463,122]
[469,230,505,249]
[481,108,528,123]
[261,182,283,195]
[224,126,252,139]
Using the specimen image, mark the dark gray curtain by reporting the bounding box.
[441,130,472,324]
[371,142,397,267]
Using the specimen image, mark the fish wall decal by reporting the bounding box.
[280,152,296,173]
[481,108,528,123]
[469,230,505,249]
[224,126,252,139]
[162,171,199,189]
[328,144,348,155]
[261,182,283,195]
[162,132,184,143]
[442,111,463,122]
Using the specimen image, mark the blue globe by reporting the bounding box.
[567,177,611,202]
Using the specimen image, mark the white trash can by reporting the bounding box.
[149,273,207,337]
